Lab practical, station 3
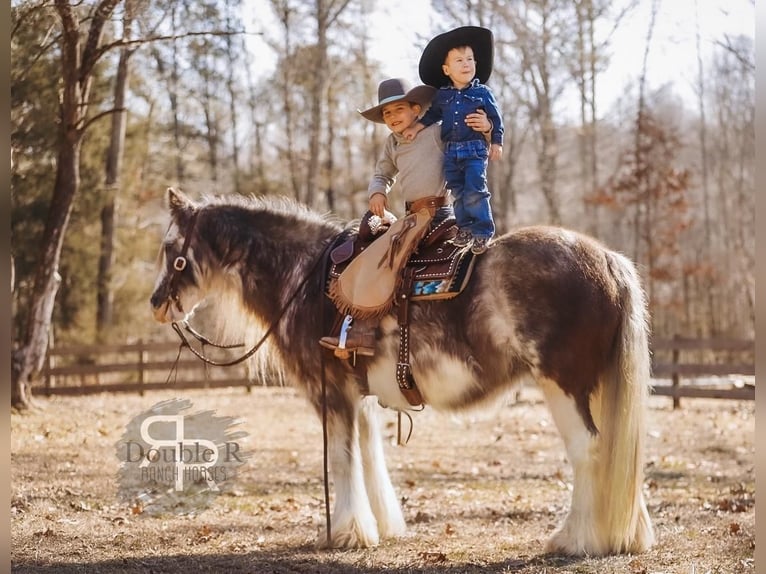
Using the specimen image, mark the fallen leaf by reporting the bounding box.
[419,551,447,564]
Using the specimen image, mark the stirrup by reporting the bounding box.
[318,315,375,359]
[337,315,354,352]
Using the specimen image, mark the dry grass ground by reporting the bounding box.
[11,385,754,573]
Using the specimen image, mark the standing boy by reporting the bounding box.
[404,26,504,255]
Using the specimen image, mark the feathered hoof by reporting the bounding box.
[545,520,654,556]
[377,515,406,540]
[544,523,607,557]
[316,520,380,550]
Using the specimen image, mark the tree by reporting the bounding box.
[97,0,136,338]
[504,0,575,224]
[269,0,304,200]
[304,0,352,207]
[12,0,123,410]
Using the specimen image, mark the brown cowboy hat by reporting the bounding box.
[358,78,437,123]
[418,26,494,88]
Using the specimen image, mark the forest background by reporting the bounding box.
[9,0,755,409]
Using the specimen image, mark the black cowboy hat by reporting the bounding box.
[418,26,494,88]
[358,78,437,123]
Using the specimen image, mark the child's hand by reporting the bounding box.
[465,109,491,133]
[402,122,424,141]
[369,193,387,217]
[489,144,503,161]
[401,126,417,141]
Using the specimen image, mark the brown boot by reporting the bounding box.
[319,315,377,358]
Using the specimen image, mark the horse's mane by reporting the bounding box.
[187,192,345,387]
[195,192,345,230]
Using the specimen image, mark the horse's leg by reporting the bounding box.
[357,396,406,539]
[538,377,606,555]
[539,373,654,556]
[317,388,379,549]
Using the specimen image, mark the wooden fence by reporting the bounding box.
[650,336,754,408]
[38,340,258,396]
[37,337,754,406]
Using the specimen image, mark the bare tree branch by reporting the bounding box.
[714,35,754,72]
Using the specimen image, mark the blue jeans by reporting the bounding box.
[444,140,495,239]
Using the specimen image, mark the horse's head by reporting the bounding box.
[150,188,207,323]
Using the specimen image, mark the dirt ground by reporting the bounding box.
[11,384,754,573]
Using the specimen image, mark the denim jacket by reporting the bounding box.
[420,78,504,146]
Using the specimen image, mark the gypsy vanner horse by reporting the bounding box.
[149,187,654,556]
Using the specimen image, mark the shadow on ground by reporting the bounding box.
[12,543,586,574]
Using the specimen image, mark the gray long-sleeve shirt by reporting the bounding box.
[367,123,447,203]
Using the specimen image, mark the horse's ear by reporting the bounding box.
[167,188,194,222]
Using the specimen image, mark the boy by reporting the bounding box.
[403,26,504,255]
[319,78,491,357]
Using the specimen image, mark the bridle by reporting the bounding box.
[165,210,200,316]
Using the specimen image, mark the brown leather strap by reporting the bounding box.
[405,195,447,215]
[395,267,423,407]
[167,210,200,314]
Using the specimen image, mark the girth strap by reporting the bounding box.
[395,267,424,407]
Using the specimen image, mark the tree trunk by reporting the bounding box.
[693,0,716,334]
[305,0,328,207]
[538,103,560,224]
[225,0,241,195]
[12,0,120,409]
[587,0,599,233]
[12,139,79,410]
[273,1,302,200]
[170,4,184,183]
[97,6,133,338]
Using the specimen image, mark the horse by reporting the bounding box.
[149,187,654,556]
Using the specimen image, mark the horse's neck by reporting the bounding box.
[203,207,336,316]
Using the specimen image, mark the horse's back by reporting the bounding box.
[482,225,627,310]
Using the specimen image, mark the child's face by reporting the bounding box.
[381,101,422,134]
[442,46,476,89]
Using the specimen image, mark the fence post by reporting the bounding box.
[672,334,680,410]
[138,340,145,397]
[46,330,55,396]
[45,351,52,397]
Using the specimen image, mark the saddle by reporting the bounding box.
[328,215,477,304]
[325,212,478,408]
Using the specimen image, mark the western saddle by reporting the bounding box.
[324,199,478,408]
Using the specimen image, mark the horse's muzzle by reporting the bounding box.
[149,286,174,323]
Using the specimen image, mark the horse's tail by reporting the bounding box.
[595,251,655,553]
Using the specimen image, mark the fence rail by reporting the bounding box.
[650,336,754,408]
[39,340,258,396]
[37,337,754,406]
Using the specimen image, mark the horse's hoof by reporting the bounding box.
[316,522,380,549]
[377,516,406,539]
[545,525,604,557]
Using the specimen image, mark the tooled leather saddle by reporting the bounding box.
[328,215,477,302]
[325,212,478,407]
